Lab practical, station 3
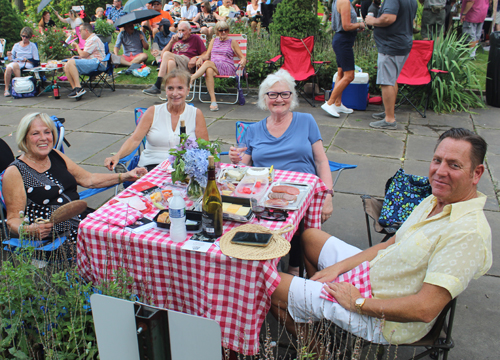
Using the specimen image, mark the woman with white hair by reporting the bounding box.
[229,69,334,274]
[2,113,146,255]
[190,20,246,111]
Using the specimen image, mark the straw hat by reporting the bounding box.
[219,224,294,261]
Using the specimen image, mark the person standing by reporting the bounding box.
[321,0,365,118]
[420,0,447,39]
[365,0,417,130]
[460,0,489,58]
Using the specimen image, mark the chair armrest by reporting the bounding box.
[265,55,282,64]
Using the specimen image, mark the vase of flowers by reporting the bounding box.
[168,135,221,198]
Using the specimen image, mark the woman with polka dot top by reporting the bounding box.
[2,113,148,250]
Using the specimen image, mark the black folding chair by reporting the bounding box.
[79,42,115,97]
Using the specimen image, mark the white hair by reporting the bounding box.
[178,20,191,31]
[16,113,57,153]
[257,69,299,111]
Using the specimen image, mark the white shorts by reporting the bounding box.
[288,236,389,344]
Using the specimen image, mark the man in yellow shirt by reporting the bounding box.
[271,128,492,347]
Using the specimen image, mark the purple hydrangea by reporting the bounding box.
[183,148,210,187]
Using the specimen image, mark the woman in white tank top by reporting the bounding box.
[104,69,209,172]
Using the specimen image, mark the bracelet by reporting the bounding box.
[118,173,122,184]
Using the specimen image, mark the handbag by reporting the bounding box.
[11,76,38,99]
[378,168,432,227]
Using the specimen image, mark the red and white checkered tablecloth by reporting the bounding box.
[77,163,327,355]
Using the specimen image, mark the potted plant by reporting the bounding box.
[94,19,115,44]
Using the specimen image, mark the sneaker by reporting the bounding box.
[143,84,161,96]
[75,88,86,98]
[321,102,339,118]
[334,103,353,114]
[372,111,386,120]
[158,94,167,101]
[68,88,78,98]
[369,119,397,130]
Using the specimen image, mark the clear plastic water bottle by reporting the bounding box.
[169,191,187,242]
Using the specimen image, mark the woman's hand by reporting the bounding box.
[26,222,53,239]
[124,167,148,182]
[321,194,333,223]
[310,262,343,283]
[196,57,203,67]
[323,282,361,312]
[229,146,247,164]
[104,155,120,171]
[358,21,366,31]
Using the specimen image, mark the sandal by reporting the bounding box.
[210,102,219,112]
[4,90,11,97]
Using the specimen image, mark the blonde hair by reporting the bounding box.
[258,69,299,111]
[164,69,190,88]
[96,7,104,14]
[214,20,229,33]
[16,113,57,153]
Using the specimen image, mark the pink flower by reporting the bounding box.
[45,28,47,31]
[63,27,67,29]
[49,46,53,49]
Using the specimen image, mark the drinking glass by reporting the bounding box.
[250,198,265,223]
[233,142,247,165]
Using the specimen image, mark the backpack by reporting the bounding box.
[11,76,38,99]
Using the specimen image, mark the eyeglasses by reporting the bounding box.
[21,35,29,38]
[219,28,229,33]
[259,208,289,221]
[200,5,205,7]
[266,91,292,99]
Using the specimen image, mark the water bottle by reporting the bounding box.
[169,190,187,242]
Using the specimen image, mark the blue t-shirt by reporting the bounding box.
[243,112,322,175]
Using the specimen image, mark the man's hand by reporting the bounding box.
[195,57,203,67]
[151,49,160,56]
[187,56,197,69]
[139,33,145,42]
[323,282,362,312]
[365,15,375,26]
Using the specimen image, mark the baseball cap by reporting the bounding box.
[158,18,171,27]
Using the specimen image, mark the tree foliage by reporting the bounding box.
[269,0,320,38]
[0,0,24,48]
[22,0,104,24]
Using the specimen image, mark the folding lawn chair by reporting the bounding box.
[266,36,330,107]
[79,42,116,97]
[197,34,249,105]
[395,40,448,118]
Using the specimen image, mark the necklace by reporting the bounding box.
[24,154,50,167]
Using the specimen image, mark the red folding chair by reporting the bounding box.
[266,36,330,107]
[395,40,448,118]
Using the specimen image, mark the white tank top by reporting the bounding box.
[138,103,197,167]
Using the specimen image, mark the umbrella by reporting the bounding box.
[114,9,161,27]
[123,0,151,13]
[37,0,54,13]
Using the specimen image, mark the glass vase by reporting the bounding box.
[187,178,204,200]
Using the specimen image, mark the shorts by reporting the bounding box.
[462,21,483,43]
[122,52,143,63]
[421,8,446,39]
[332,31,357,72]
[376,53,409,86]
[75,58,106,73]
[7,61,33,70]
[287,236,389,344]
[173,54,190,71]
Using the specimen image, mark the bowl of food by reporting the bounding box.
[153,210,202,231]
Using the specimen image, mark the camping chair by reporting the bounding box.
[79,42,116,97]
[395,40,448,118]
[266,36,330,107]
[197,34,249,105]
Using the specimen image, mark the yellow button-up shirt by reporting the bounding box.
[369,192,492,344]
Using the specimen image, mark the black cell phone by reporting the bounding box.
[231,232,272,247]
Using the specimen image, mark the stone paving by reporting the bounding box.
[0,87,499,359]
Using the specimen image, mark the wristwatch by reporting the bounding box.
[355,298,366,314]
[326,189,334,197]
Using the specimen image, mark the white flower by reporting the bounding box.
[19,210,24,217]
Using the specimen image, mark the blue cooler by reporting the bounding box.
[332,72,369,110]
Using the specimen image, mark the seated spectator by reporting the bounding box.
[147,0,175,39]
[63,23,106,99]
[4,27,39,97]
[181,0,199,21]
[193,1,217,38]
[271,128,492,351]
[54,9,83,31]
[113,23,149,67]
[38,11,56,35]
[170,0,182,17]
[215,0,240,21]
[151,19,174,63]
[246,0,263,33]
[106,70,209,172]
[3,113,145,259]
[191,21,246,111]
[143,21,206,97]
[107,0,127,24]
[90,7,106,25]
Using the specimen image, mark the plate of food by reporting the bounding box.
[221,195,254,222]
[218,166,248,184]
[262,182,312,211]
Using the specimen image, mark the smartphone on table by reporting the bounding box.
[231,232,272,247]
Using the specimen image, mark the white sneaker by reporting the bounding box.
[334,103,353,114]
[321,102,340,118]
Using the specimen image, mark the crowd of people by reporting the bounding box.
[0,1,495,351]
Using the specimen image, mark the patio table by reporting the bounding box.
[77,162,328,355]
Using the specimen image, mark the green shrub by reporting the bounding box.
[23,0,104,24]
[0,0,24,48]
[94,18,116,37]
[32,26,72,62]
[269,0,320,38]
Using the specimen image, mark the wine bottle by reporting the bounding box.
[202,155,223,239]
[180,120,186,135]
